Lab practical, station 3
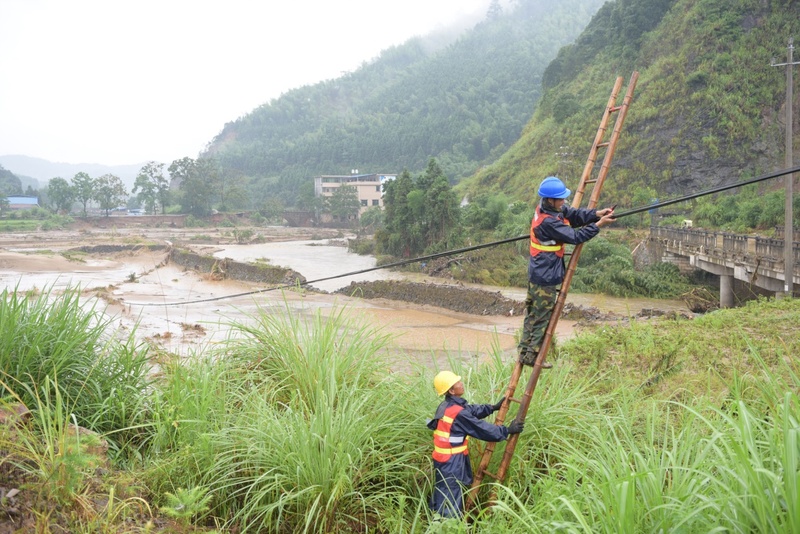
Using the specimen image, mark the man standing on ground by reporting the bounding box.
[518,176,616,367]
[427,370,524,518]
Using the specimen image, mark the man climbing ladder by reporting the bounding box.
[518,176,617,367]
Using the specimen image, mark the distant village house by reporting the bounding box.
[314,172,396,216]
[4,195,40,210]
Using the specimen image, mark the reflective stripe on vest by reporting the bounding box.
[529,206,568,257]
[431,404,470,462]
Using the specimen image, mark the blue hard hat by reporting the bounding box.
[537,176,571,199]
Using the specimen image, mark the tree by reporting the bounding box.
[378,160,461,257]
[487,0,503,20]
[216,169,248,211]
[297,181,324,213]
[169,157,215,216]
[0,165,22,196]
[425,174,461,247]
[0,196,8,216]
[133,161,170,214]
[327,184,361,224]
[46,177,75,214]
[359,206,384,233]
[260,197,284,222]
[378,169,417,257]
[71,172,96,217]
[94,174,128,217]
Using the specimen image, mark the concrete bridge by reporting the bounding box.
[648,226,799,307]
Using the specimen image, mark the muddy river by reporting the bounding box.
[0,227,689,373]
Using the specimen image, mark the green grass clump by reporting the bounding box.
[0,286,152,452]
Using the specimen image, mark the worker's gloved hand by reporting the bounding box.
[491,397,506,412]
[507,420,524,435]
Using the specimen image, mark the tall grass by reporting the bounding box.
[220,300,393,406]
[140,302,435,531]
[3,284,799,532]
[483,345,800,533]
[0,285,152,452]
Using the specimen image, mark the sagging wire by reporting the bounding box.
[126,164,800,307]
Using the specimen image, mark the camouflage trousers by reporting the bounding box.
[517,283,558,364]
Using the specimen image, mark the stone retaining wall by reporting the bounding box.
[170,248,306,286]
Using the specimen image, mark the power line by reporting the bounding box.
[126,165,800,307]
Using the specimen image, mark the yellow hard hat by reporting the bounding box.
[434,371,462,396]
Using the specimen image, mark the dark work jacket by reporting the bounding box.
[426,395,508,486]
[528,201,600,287]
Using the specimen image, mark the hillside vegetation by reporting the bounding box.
[2,288,799,532]
[204,0,606,207]
[463,0,800,218]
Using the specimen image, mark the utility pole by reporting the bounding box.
[772,38,799,296]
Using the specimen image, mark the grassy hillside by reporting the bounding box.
[2,287,799,532]
[462,0,800,216]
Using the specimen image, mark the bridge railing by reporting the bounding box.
[722,233,748,254]
[756,237,785,260]
[651,226,800,268]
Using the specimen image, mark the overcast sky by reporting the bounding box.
[0,0,491,166]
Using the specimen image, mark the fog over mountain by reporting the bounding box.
[0,155,145,191]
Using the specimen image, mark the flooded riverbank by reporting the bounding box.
[0,227,690,373]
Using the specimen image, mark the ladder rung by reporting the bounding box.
[584,179,597,184]
[482,470,500,480]
[596,142,609,148]
[508,396,522,404]
[610,105,622,112]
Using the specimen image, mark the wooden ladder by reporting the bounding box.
[464,71,639,514]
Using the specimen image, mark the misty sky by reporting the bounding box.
[0,0,492,166]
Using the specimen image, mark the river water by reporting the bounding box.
[0,231,689,374]
[205,239,689,372]
[211,238,689,314]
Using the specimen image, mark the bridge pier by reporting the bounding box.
[720,274,734,308]
[692,257,737,308]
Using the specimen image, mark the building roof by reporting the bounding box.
[6,196,39,205]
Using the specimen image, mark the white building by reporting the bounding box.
[314,172,396,215]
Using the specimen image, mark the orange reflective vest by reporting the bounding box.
[529,205,569,257]
[431,404,469,462]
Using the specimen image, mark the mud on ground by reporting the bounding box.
[335,280,526,316]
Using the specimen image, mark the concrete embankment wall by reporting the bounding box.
[71,244,168,254]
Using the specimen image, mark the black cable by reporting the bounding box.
[126,165,800,307]
[127,234,527,306]
[613,164,800,219]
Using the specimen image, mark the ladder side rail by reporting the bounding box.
[573,76,624,208]
[486,71,639,503]
[488,237,586,490]
[465,362,524,510]
[467,78,622,511]
[588,72,639,208]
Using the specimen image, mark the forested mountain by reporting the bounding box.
[0,165,22,196]
[462,0,800,212]
[204,0,606,207]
